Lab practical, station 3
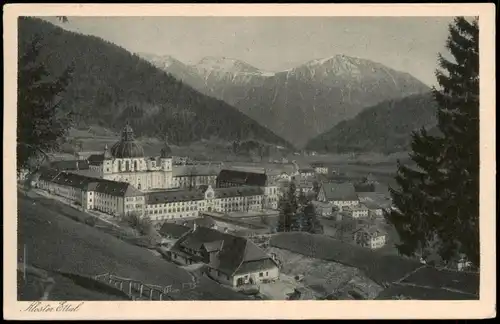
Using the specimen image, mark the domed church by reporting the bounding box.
[88,124,174,191]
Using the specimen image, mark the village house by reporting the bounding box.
[295,177,316,196]
[312,201,334,217]
[317,182,360,208]
[264,168,293,184]
[297,168,316,178]
[167,226,280,287]
[346,205,370,219]
[352,227,387,249]
[310,163,329,174]
[358,192,393,217]
[363,202,385,217]
[158,222,192,239]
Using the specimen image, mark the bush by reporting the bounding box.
[85,216,97,227]
[123,212,161,244]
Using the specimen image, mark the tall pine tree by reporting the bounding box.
[385,17,479,267]
[276,180,299,232]
[17,35,74,175]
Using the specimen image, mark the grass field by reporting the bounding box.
[270,232,479,299]
[270,232,425,285]
[266,247,383,299]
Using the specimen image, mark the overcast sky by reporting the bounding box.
[42,16,455,86]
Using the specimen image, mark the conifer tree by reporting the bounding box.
[276,180,299,232]
[385,17,479,267]
[302,202,323,234]
[17,35,74,175]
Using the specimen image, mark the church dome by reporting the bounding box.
[110,124,145,158]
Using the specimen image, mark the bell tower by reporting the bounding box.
[160,133,172,172]
[103,144,113,175]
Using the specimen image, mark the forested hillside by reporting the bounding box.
[18,17,292,148]
[305,93,439,154]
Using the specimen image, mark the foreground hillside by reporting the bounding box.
[17,191,249,300]
[305,93,439,154]
[18,18,292,149]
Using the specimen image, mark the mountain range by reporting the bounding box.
[18,18,292,149]
[305,92,439,154]
[138,53,431,147]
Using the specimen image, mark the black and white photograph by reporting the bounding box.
[4,3,496,320]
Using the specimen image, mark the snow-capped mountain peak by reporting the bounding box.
[137,52,182,69]
[193,56,275,77]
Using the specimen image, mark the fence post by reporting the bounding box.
[149,288,154,300]
[129,282,132,295]
[120,282,123,291]
[159,293,163,301]
[139,284,144,297]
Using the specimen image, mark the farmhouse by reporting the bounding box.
[352,227,387,249]
[317,182,359,208]
[312,201,334,217]
[168,226,279,287]
[158,222,192,239]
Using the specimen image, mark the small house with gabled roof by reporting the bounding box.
[317,182,359,208]
[168,226,279,287]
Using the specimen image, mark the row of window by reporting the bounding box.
[126,196,143,202]
[146,205,198,214]
[150,213,196,221]
[125,203,143,210]
[148,201,203,209]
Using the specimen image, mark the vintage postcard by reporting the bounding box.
[3,3,496,320]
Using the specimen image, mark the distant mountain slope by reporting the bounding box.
[140,53,430,147]
[305,93,439,154]
[234,56,431,147]
[18,18,292,149]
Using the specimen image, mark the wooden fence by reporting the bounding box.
[93,273,178,301]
